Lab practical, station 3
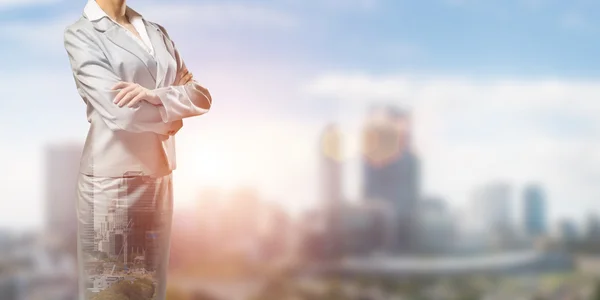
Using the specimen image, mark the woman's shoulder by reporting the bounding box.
[64,17,98,41]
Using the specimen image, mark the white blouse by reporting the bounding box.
[83,0,155,57]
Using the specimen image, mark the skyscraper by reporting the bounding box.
[104,199,128,258]
[471,182,512,248]
[44,142,83,256]
[319,124,344,257]
[121,179,157,264]
[320,123,343,206]
[145,231,160,271]
[109,232,124,257]
[522,184,546,237]
[361,105,420,253]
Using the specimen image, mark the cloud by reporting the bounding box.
[0,15,77,55]
[304,72,600,225]
[304,72,600,116]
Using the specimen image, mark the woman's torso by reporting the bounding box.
[69,11,179,178]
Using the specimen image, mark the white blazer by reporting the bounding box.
[64,4,212,178]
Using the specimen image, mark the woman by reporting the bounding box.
[63,0,211,298]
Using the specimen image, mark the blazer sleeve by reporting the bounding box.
[152,24,212,123]
[64,26,183,135]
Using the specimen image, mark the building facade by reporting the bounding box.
[44,142,84,256]
[470,182,513,249]
[362,105,420,253]
[523,184,546,237]
[319,124,344,258]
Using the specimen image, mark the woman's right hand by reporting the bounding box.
[176,67,193,85]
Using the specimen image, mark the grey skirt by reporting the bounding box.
[76,172,174,300]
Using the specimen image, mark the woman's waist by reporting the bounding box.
[77,158,174,178]
[79,140,176,177]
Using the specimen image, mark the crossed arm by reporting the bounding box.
[64,26,212,136]
[111,67,194,107]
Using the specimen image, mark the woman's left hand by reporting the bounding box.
[112,82,161,107]
[176,68,193,86]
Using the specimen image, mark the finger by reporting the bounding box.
[127,93,145,108]
[117,88,140,107]
[178,69,189,82]
[117,91,137,107]
[177,75,189,85]
[181,68,189,77]
[177,72,191,85]
[112,81,130,90]
[182,73,193,85]
[114,84,138,104]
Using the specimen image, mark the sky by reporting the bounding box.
[2,0,600,234]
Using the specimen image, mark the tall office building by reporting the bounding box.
[319,124,344,257]
[361,105,420,253]
[109,232,124,257]
[123,181,153,263]
[120,178,169,271]
[145,231,160,271]
[44,142,83,256]
[522,184,546,237]
[102,199,128,258]
[320,124,343,207]
[471,182,512,247]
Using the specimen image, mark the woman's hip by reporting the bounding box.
[76,172,173,213]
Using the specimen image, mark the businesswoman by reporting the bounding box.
[64,0,211,298]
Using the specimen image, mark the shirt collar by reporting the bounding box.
[83,0,143,22]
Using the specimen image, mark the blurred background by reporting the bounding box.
[3,0,600,299]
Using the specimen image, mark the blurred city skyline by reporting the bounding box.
[31,106,586,241]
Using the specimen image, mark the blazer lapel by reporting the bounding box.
[101,20,158,83]
[145,21,171,88]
